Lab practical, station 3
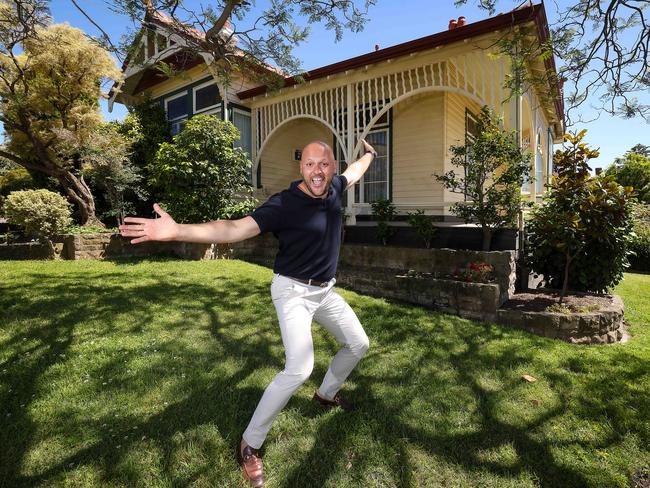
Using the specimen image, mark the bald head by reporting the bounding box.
[298,140,337,198]
[301,141,335,163]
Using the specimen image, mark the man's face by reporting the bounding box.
[299,143,337,197]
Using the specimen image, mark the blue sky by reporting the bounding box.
[48,0,649,169]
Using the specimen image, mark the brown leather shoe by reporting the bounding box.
[237,440,265,487]
[313,390,356,412]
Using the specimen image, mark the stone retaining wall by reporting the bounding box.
[60,234,212,260]
[0,242,54,260]
[496,295,626,344]
[226,234,516,321]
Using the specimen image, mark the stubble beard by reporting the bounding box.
[302,174,331,198]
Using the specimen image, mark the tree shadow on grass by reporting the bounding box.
[1,264,648,487]
[0,265,279,487]
[281,297,644,487]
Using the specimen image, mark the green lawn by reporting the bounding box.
[1,260,649,488]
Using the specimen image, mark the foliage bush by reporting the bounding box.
[526,130,636,300]
[4,189,71,240]
[435,106,531,251]
[629,204,650,272]
[371,198,396,245]
[64,225,118,235]
[150,115,256,223]
[407,209,436,248]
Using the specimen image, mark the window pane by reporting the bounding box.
[170,119,186,136]
[166,95,187,120]
[536,152,543,193]
[362,130,389,203]
[232,111,252,156]
[195,84,220,112]
[233,110,252,183]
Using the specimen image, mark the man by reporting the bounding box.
[119,139,377,487]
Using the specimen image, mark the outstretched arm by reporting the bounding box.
[342,139,377,189]
[119,203,261,245]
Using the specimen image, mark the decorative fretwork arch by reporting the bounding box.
[254,114,346,169]
[252,50,508,162]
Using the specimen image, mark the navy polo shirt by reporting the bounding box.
[250,175,347,282]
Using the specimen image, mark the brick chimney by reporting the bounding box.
[448,19,457,29]
[457,16,466,27]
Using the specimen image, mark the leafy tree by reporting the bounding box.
[435,106,531,251]
[113,98,172,214]
[82,124,146,226]
[75,0,377,90]
[629,203,650,272]
[458,0,650,124]
[526,130,635,301]
[150,114,256,223]
[0,2,122,225]
[627,144,650,158]
[604,149,650,204]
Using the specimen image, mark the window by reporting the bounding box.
[335,103,391,205]
[355,128,389,203]
[232,108,252,182]
[521,130,532,193]
[464,110,479,201]
[465,110,479,144]
[193,81,221,115]
[547,127,554,181]
[165,92,188,136]
[535,130,544,193]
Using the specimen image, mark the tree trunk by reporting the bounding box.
[53,168,104,227]
[559,252,571,304]
[481,227,492,251]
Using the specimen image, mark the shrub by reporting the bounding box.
[150,115,256,223]
[629,204,650,272]
[371,198,396,245]
[4,189,72,240]
[407,209,436,248]
[526,130,635,301]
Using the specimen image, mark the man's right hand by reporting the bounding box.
[119,203,179,244]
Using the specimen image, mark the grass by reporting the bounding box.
[1,260,649,488]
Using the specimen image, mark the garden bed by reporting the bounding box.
[496,290,627,344]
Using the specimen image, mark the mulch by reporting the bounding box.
[631,467,650,488]
[501,289,614,313]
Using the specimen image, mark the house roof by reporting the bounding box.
[110,7,283,105]
[236,3,564,127]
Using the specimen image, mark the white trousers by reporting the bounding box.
[242,274,370,449]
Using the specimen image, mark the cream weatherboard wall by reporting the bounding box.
[443,91,484,210]
[391,92,445,211]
